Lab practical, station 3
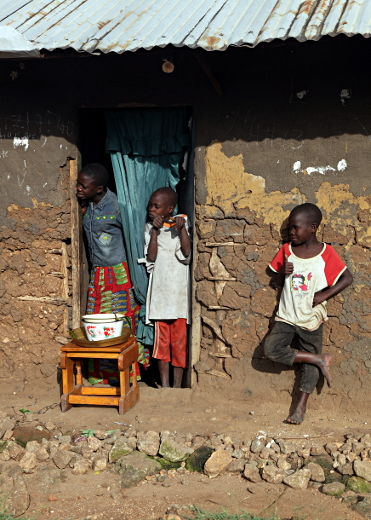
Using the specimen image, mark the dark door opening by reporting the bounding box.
[79,107,194,388]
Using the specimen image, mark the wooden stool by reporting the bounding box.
[60,336,139,415]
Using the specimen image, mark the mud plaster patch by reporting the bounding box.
[205,142,306,228]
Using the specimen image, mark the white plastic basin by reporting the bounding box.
[83,319,124,341]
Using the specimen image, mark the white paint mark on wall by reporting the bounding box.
[340,89,352,106]
[306,165,335,175]
[17,160,27,187]
[293,160,347,175]
[26,185,31,194]
[13,137,29,151]
[293,161,301,173]
[296,90,308,99]
[337,159,347,171]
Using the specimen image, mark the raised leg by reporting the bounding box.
[294,352,332,388]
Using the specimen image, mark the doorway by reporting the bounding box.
[79,107,194,388]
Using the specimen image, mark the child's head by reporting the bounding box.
[148,187,178,221]
[77,163,109,201]
[288,203,322,244]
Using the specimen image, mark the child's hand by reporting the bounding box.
[152,215,164,230]
[174,216,186,231]
[77,198,88,215]
[280,262,294,275]
[313,291,326,307]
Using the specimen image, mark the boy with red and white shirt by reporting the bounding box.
[265,203,352,424]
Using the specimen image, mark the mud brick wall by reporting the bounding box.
[0,37,371,405]
[0,164,73,386]
[193,139,371,409]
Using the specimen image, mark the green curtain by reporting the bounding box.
[105,108,191,346]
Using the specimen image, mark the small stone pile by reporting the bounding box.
[3,410,371,499]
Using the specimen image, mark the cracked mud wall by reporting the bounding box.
[0,74,78,388]
[194,141,371,409]
[0,36,370,407]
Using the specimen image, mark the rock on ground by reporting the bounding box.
[354,460,371,482]
[159,438,194,463]
[52,450,74,469]
[185,446,214,473]
[306,462,325,482]
[72,459,91,475]
[262,465,286,484]
[9,443,25,461]
[347,476,371,493]
[137,431,160,457]
[227,459,245,473]
[353,496,371,519]
[19,451,37,472]
[120,451,161,488]
[243,463,262,483]
[321,482,345,496]
[204,449,233,478]
[283,469,311,490]
[109,437,134,463]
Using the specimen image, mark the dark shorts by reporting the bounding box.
[264,320,323,394]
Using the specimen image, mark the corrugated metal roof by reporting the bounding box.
[0,0,370,56]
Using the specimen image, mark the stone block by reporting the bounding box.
[159,439,194,462]
[262,465,285,484]
[185,446,214,473]
[109,438,134,463]
[137,431,160,457]
[306,462,325,482]
[243,463,261,483]
[120,452,161,488]
[321,482,345,496]
[204,449,233,478]
[283,469,311,490]
[354,460,371,482]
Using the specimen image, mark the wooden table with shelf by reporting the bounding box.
[60,336,139,415]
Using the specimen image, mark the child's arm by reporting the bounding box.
[271,261,293,287]
[174,216,191,257]
[146,216,163,262]
[313,268,353,307]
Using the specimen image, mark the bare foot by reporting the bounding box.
[317,354,332,387]
[286,405,306,424]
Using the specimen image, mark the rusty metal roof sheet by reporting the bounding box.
[0,0,370,56]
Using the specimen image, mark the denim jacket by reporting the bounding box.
[82,188,127,267]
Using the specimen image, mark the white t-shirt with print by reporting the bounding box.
[269,242,346,331]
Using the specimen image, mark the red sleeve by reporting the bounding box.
[269,243,290,273]
[322,245,347,286]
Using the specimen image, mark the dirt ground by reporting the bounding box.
[1,378,370,520]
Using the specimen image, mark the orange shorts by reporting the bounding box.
[153,319,187,368]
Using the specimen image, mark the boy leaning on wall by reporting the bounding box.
[264,203,353,424]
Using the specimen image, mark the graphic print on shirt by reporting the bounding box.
[291,272,312,295]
